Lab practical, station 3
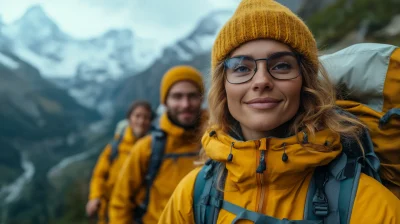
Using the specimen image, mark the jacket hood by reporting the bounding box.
[201,128,342,189]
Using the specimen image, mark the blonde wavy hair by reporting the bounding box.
[206,51,366,144]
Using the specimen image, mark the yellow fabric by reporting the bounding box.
[336,100,400,199]
[158,129,400,223]
[108,112,204,224]
[96,198,108,224]
[160,65,204,104]
[383,48,400,112]
[88,126,137,223]
[211,0,318,71]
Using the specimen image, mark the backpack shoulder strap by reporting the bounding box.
[337,156,362,224]
[304,150,364,224]
[193,160,226,224]
[109,127,126,163]
[134,127,167,223]
[194,161,322,224]
[336,108,381,181]
[336,127,379,224]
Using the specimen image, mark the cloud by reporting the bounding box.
[81,0,240,43]
[0,0,240,44]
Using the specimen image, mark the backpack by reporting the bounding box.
[133,125,200,224]
[193,43,400,223]
[323,43,400,199]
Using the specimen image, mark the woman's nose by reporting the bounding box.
[251,61,274,91]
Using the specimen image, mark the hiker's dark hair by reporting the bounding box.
[126,100,154,120]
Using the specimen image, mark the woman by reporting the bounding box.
[158,0,400,223]
[86,100,153,224]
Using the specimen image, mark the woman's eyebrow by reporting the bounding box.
[229,54,253,59]
[230,51,293,59]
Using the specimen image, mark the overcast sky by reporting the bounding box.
[0,0,241,45]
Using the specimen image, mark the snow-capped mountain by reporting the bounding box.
[1,5,161,80]
[112,10,233,112]
[0,5,162,113]
[161,10,232,63]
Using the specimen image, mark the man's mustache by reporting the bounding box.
[177,110,196,114]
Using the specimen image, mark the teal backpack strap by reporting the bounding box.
[304,146,366,224]
[134,127,167,224]
[193,164,208,224]
[337,126,381,223]
[193,161,322,224]
[193,160,225,224]
[337,157,362,224]
[220,200,321,224]
[304,165,331,222]
[337,109,381,181]
[358,128,381,182]
[109,127,126,162]
[379,108,400,128]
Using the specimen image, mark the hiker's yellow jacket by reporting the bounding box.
[89,126,138,200]
[159,128,400,223]
[108,112,205,224]
[88,126,138,223]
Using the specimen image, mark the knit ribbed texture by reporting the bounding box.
[211,0,318,72]
[160,65,204,104]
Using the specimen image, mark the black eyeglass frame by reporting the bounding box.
[224,51,302,84]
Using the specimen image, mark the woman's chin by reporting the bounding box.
[133,130,145,138]
[242,121,281,134]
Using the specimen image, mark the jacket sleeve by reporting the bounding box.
[158,167,202,224]
[89,144,112,200]
[350,173,400,223]
[108,136,152,224]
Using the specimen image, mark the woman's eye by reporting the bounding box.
[271,63,291,70]
[234,65,251,73]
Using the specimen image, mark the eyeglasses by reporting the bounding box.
[224,52,301,84]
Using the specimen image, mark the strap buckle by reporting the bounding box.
[312,189,329,217]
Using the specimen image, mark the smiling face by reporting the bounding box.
[129,105,152,138]
[224,39,303,140]
[165,80,203,129]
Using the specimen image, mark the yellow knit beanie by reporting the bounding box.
[160,65,204,104]
[212,0,318,72]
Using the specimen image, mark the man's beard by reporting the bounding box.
[167,110,200,130]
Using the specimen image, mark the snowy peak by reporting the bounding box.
[3,5,67,47]
[1,5,161,79]
[20,5,55,27]
[165,10,233,61]
[191,10,233,37]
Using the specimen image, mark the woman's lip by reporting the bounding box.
[245,97,282,104]
[246,101,281,109]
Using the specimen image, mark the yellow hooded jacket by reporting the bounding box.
[108,112,203,224]
[159,129,400,223]
[88,126,138,222]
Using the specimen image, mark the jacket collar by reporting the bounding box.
[202,128,342,189]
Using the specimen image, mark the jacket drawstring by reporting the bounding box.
[256,150,266,173]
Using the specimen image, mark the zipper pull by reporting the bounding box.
[256,150,266,173]
[227,142,234,162]
[282,143,288,162]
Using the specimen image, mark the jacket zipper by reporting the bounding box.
[255,139,267,213]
